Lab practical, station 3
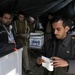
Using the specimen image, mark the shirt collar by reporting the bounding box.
[61,34,71,47]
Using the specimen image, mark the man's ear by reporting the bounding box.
[65,26,70,32]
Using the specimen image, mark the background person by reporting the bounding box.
[27,16,35,33]
[45,13,53,42]
[14,11,32,75]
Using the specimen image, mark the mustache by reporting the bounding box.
[55,34,60,36]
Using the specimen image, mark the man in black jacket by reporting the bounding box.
[0,11,16,43]
[37,16,75,75]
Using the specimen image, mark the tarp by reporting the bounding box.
[0,0,75,17]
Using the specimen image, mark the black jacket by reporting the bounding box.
[42,34,75,75]
[0,22,16,43]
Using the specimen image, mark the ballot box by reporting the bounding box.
[0,48,23,75]
[29,33,44,49]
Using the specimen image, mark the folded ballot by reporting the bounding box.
[41,56,53,71]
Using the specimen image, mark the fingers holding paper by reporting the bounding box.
[51,57,69,68]
[37,57,46,65]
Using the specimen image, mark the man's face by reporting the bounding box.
[18,14,24,22]
[2,13,12,26]
[52,20,69,40]
[29,20,34,24]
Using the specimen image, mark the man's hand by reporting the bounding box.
[51,57,69,68]
[20,34,29,38]
[37,57,45,65]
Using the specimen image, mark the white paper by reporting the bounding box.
[41,56,53,71]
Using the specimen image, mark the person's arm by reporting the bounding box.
[50,57,75,74]
[51,44,75,74]
[36,41,46,66]
[67,44,75,73]
[67,59,75,73]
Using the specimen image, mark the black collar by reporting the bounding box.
[61,34,71,47]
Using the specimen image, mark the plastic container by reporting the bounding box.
[29,33,44,49]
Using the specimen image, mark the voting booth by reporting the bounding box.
[29,33,44,49]
[0,48,23,75]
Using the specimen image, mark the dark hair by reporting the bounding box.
[51,16,70,28]
[1,11,13,17]
[17,11,25,16]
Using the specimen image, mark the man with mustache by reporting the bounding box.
[0,11,16,43]
[37,16,75,75]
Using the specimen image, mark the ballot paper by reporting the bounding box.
[41,56,53,71]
